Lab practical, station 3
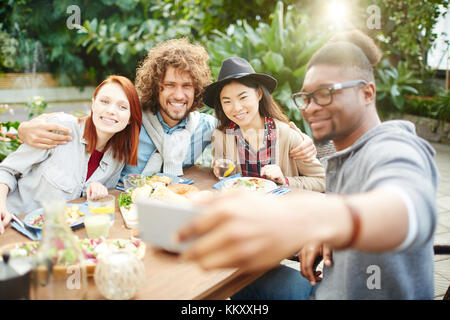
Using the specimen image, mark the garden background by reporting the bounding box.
[0,0,449,160]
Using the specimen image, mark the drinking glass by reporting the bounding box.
[86,195,115,238]
[214,159,236,180]
[123,174,146,191]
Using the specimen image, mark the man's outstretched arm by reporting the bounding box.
[18,113,72,149]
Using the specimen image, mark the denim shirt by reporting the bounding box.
[120,111,217,180]
[0,114,125,215]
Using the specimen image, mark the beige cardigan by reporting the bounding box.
[211,119,326,192]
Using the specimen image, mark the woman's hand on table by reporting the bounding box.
[0,207,12,234]
[86,182,108,200]
[260,164,286,185]
[288,122,317,161]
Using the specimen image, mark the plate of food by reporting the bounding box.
[222,177,278,193]
[23,203,89,231]
[117,183,203,229]
[146,173,181,186]
[0,237,146,277]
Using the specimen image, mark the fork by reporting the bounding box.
[10,212,39,240]
[269,187,291,196]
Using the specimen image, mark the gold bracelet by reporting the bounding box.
[342,197,361,249]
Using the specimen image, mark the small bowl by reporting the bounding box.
[123,174,146,191]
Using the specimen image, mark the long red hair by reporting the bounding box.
[82,75,142,166]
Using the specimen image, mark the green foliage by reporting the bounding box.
[149,0,299,38]
[75,15,193,80]
[376,59,421,112]
[0,121,22,162]
[369,0,447,80]
[0,0,93,86]
[0,24,19,72]
[117,192,132,210]
[74,0,300,82]
[0,0,447,126]
[403,89,450,124]
[431,89,450,123]
[205,1,331,133]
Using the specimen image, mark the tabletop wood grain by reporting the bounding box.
[0,165,267,300]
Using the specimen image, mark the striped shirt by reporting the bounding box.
[120,111,217,180]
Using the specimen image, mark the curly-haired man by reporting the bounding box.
[121,38,216,177]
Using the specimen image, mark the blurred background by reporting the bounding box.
[0,0,449,159]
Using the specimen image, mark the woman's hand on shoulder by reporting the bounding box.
[288,122,317,161]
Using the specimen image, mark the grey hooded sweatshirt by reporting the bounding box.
[313,120,439,300]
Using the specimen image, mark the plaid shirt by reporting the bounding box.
[227,117,277,177]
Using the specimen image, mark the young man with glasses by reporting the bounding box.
[176,30,438,300]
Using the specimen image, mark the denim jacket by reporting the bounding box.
[0,114,125,215]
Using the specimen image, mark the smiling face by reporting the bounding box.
[91,82,131,139]
[158,66,195,127]
[219,81,263,131]
[300,64,368,146]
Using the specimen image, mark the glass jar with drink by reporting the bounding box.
[85,194,115,239]
[213,159,236,180]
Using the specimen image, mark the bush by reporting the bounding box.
[376,59,421,114]
[0,121,22,162]
[0,24,19,73]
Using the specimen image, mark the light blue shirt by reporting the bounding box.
[121,111,217,180]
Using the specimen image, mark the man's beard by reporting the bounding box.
[313,133,335,145]
[310,124,336,145]
[160,103,193,121]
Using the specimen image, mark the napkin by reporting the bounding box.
[11,221,41,241]
[212,174,242,190]
[115,177,194,191]
[270,187,291,196]
[177,177,195,185]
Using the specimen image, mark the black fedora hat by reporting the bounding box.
[203,57,277,107]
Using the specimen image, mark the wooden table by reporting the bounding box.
[0,165,267,300]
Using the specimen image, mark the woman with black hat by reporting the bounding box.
[204,57,325,191]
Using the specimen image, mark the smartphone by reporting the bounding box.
[136,199,199,252]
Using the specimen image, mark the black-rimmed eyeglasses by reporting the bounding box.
[292,80,368,110]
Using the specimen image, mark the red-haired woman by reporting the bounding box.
[0,75,142,233]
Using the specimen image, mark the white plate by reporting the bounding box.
[222,177,278,193]
[152,173,181,185]
[24,203,90,231]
